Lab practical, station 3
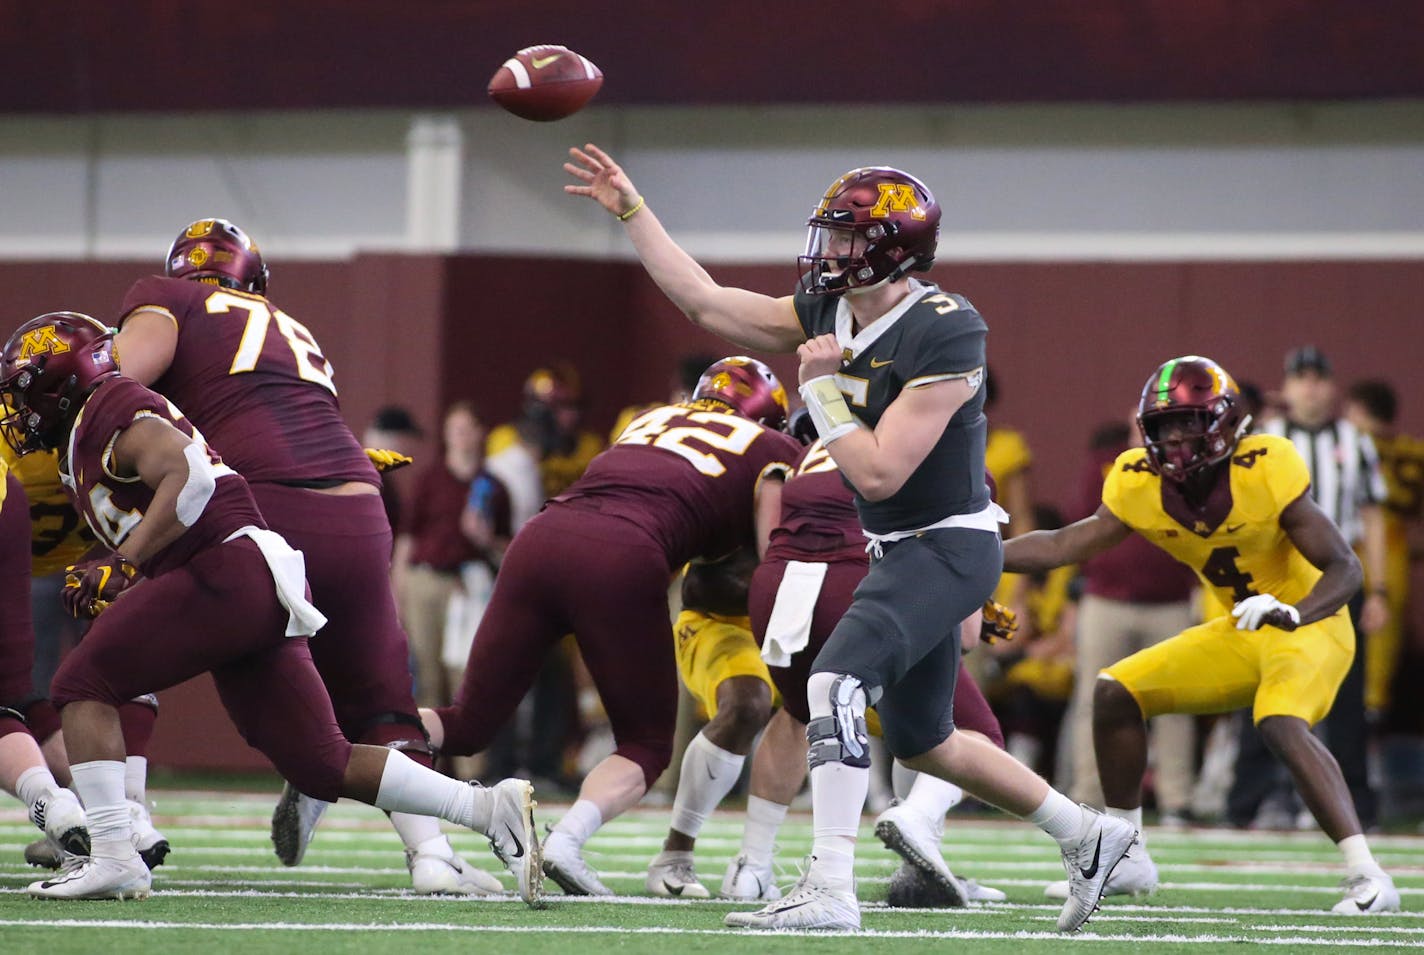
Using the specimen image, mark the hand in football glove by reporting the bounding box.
[981,599,1019,644]
[365,448,413,473]
[1231,593,1300,632]
[62,554,140,620]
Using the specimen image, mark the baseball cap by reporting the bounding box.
[1283,346,1332,377]
[371,405,424,436]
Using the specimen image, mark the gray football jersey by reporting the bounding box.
[793,279,989,534]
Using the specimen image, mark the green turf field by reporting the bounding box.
[2,788,1419,953]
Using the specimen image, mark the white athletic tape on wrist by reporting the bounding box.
[799,375,861,444]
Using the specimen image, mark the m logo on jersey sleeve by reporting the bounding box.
[16,326,70,361]
[871,184,927,221]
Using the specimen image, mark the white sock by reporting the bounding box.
[1338,834,1379,875]
[124,756,147,805]
[1027,788,1087,845]
[669,732,745,839]
[553,799,603,848]
[904,772,963,839]
[741,795,788,868]
[1107,805,1144,845]
[809,760,867,890]
[388,810,449,854]
[15,765,59,810]
[70,760,135,860]
[372,750,483,831]
[891,760,917,801]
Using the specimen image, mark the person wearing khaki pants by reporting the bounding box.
[1066,424,1199,819]
[394,403,510,709]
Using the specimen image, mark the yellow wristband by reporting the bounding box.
[616,196,646,222]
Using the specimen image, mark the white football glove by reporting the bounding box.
[1231,593,1301,631]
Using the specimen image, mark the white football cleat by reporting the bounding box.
[874,802,966,907]
[1055,806,1138,933]
[542,829,612,896]
[129,801,170,870]
[1045,838,1158,901]
[646,849,711,898]
[28,855,151,900]
[270,782,329,866]
[479,778,542,906]
[407,849,505,895]
[30,789,89,857]
[724,868,860,931]
[961,878,1007,903]
[1331,870,1401,915]
[720,852,781,901]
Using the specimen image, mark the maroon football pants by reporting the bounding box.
[0,473,34,740]
[49,538,353,800]
[438,506,678,787]
[252,484,428,760]
[749,556,1004,748]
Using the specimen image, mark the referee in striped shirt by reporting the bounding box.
[1228,346,1389,829]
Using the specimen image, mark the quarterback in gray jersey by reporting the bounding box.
[566,145,1137,933]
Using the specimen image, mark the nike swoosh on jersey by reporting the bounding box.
[869,358,893,368]
[531,54,562,69]
[1227,523,1245,533]
[1079,832,1103,880]
[504,823,525,859]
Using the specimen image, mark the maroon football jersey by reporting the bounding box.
[118,276,378,487]
[60,376,266,577]
[764,440,867,565]
[551,401,801,567]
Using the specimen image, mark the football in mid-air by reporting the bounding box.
[488,45,603,122]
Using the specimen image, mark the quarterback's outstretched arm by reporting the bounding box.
[564,144,805,353]
[1002,504,1133,573]
[1279,491,1363,625]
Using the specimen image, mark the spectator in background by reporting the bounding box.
[1066,420,1199,823]
[393,402,510,708]
[363,405,424,539]
[1344,380,1424,720]
[1229,346,1387,829]
[983,368,1037,619]
[986,504,1078,782]
[487,365,604,530]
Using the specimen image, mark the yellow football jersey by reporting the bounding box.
[486,423,605,499]
[985,426,1032,482]
[0,443,96,575]
[1372,431,1424,528]
[1102,434,1318,609]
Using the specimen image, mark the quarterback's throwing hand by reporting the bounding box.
[63,554,140,620]
[563,143,642,218]
[797,334,844,384]
[1232,593,1300,632]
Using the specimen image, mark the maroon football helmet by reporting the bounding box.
[693,357,789,431]
[165,218,268,294]
[1136,356,1250,481]
[0,312,119,454]
[799,167,941,296]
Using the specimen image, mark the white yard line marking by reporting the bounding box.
[0,918,1418,946]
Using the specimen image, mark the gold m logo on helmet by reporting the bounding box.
[17,326,70,360]
[185,220,216,239]
[870,184,926,221]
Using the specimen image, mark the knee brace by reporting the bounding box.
[806,673,872,770]
[0,703,27,738]
[130,694,159,712]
